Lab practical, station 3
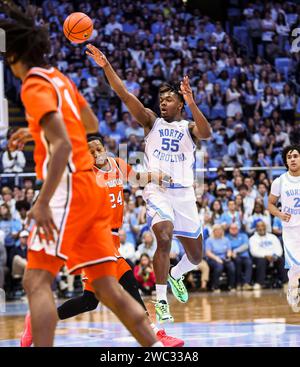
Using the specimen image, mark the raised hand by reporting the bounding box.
[8,128,32,151]
[179,75,194,105]
[86,44,108,68]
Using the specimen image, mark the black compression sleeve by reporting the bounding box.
[119,270,148,313]
[57,290,99,320]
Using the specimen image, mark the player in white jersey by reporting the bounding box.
[268,145,300,312]
[86,44,212,322]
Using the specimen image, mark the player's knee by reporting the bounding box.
[156,232,172,251]
[23,270,53,296]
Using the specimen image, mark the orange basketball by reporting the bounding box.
[63,12,93,44]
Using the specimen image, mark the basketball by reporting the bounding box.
[63,12,93,44]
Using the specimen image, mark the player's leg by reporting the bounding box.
[117,261,184,347]
[224,260,236,291]
[283,229,300,311]
[88,262,160,347]
[253,257,267,289]
[152,220,175,323]
[169,188,203,302]
[169,234,202,302]
[242,257,253,290]
[22,250,63,347]
[207,259,223,291]
[57,290,99,319]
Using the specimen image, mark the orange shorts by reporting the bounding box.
[27,171,117,281]
[27,249,118,282]
[83,232,131,292]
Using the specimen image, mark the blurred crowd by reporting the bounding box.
[1,0,299,297]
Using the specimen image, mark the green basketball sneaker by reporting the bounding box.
[155,300,174,323]
[168,271,188,303]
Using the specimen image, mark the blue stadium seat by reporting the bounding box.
[275,58,292,79]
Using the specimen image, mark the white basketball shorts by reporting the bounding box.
[143,184,202,239]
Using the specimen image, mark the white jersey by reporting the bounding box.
[271,172,300,228]
[144,117,196,187]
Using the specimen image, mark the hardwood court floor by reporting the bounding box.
[1,289,300,347]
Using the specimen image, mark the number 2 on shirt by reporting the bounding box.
[109,192,123,208]
[294,197,300,208]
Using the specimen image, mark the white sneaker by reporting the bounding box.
[253,283,261,290]
[287,286,300,312]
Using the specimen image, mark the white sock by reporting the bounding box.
[150,322,160,334]
[171,254,198,280]
[156,284,168,302]
[151,341,164,347]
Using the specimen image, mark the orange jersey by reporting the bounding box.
[21,66,93,180]
[93,157,132,229]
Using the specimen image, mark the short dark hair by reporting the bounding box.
[0,2,50,67]
[282,144,300,169]
[87,135,104,145]
[159,82,185,105]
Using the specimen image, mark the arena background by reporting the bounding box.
[0,0,300,347]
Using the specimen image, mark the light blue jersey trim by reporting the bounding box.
[173,226,202,239]
[284,246,300,267]
[186,122,197,150]
[147,200,174,223]
[164,184,190,189]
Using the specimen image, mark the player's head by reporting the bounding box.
[87,136,107,167]
[0,2,50,78]
[282,144,300,172]
[159,83,184,121]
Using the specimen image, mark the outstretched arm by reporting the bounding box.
[180,76,212,140]
[86,44,156,132]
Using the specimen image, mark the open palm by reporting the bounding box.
[86,44,108,68]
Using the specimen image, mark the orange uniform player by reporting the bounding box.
[21,67,116,281]
[2,2,160,347]
[84,156,133,289]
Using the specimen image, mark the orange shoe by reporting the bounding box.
[20,313,33,347]
[156,329,184,347]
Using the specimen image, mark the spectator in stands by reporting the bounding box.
[227,125,254,166]
[2,146,26,173]
[246,201,272,235]
[227,223,253,290]
[246,9,262,55]
[0,204,22,261]
[257,182,269,209]
[261,86,278,118]
[206,224,236,292]
[222,199,242,231]
[249,221,287,290]
[134,253,156,296]
[261,10,276,55]
[275,12,290,52]
[118,229,136,268]
[10,230,28,282]
[238,184,255,219]
[135,231,157,261]
[278,83,297,123]
[242,80,260,118]
[0,187,17,219]
[215,184,229,212]
[123,200,139,246]
[210,199,224,226]
[226,78,242,117]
